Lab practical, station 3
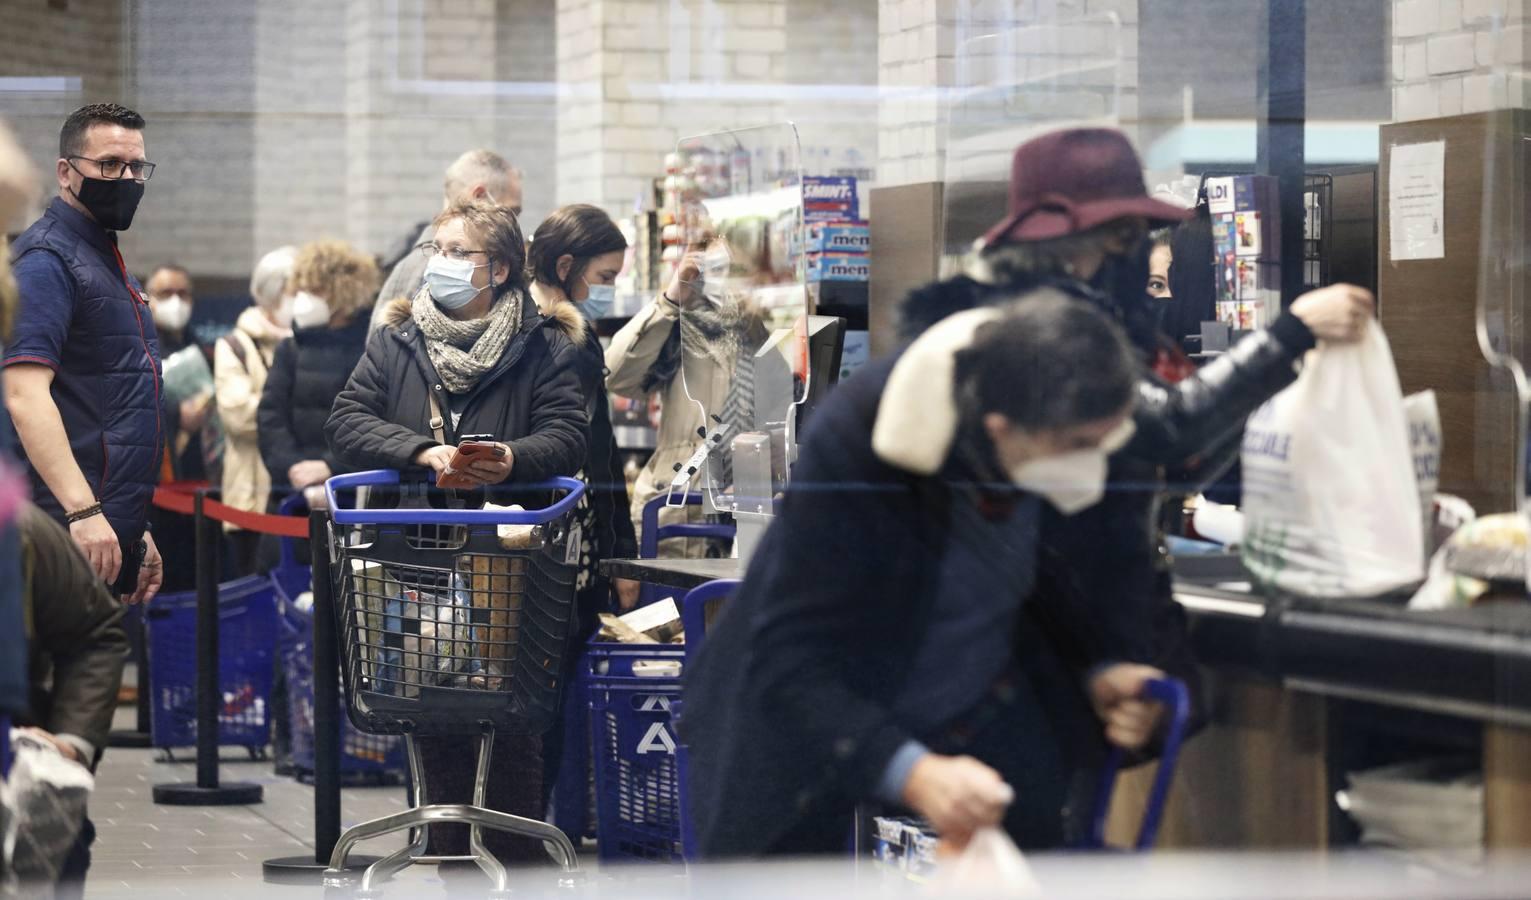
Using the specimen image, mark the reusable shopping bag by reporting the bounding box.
[1241,322,1426,598]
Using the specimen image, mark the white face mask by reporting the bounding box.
[153,294,191,332]
[291,291,332,329]
[700,247,730,307]
[273,295,295,329]
[1009,420,1136,515]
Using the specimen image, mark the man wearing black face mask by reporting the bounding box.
[3,103,165,608]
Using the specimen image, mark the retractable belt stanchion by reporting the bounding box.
[263,506,379,884]
[151,489,263,806]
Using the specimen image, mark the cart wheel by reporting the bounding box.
[158,748,175,763]
[246,746,267,761]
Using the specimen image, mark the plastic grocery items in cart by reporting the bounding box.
[145,574,279,757]
[320,470,586,896]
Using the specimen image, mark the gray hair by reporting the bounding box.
[249,245,297,310]
[443,149,517,202]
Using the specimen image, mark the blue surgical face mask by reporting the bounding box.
[580,279,616,321]
[425,255,490,310]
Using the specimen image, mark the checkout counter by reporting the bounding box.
[603,552,1531,852]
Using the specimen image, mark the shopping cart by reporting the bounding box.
[587,578,736,864]
[319,470,586,896]
[548,494,735,843]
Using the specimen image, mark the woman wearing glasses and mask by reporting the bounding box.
[604,224,759,560]
[325,200,586,868]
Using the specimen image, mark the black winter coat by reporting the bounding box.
[574,325,638,579]
[325,294,587,483]
[899,275,1317,722]
[683,351,1134,858]
[257,315,371,487]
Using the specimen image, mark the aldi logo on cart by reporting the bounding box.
[637,721,676,755]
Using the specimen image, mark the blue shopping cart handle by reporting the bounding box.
[1085,676,1191,852]
[326,470,586,526]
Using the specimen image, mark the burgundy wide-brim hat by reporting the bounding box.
[981,128,1192,247]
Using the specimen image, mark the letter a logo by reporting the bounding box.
[637,722,676,755]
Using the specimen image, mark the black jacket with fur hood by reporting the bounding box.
[326,291,588,483]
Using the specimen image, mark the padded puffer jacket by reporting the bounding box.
[6,199,163,542]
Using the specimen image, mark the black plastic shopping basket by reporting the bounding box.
[318,470,586,896]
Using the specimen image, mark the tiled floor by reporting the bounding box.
[83,704,416,898]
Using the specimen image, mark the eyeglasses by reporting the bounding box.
[67,156,156,182]
[420,242,490,262]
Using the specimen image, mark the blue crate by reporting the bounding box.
[145,575,279,750]
[585,643,685,864]
[278,598,405,779]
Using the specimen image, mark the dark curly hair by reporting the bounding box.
[60,103,145,158]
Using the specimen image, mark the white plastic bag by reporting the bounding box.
[1241,322,1425,597]
[2,729,94,891]
[935,828,1040,898]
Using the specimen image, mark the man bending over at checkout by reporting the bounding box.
[14,501,129,898]
[682,294,1168,857]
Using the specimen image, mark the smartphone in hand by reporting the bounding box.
[437,435,505,489]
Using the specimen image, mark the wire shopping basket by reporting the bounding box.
[320,470,586,895]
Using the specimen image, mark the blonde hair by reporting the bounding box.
[291,240,380,321]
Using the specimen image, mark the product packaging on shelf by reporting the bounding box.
[806,219,871,253]
[1207,174,1281,331]
[803,175,859,222]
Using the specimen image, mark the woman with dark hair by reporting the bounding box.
[1162,202,1218,353]
[326,199,587,868]
[684,294,1170,857]
[526,205,640,618]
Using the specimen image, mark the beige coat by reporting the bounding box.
[215,307,288,528]
[605,297,730,555]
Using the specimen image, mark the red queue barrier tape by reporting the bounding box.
[152,483,310,539]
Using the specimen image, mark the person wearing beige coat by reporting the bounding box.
[604,250,743,558]
[214,247,295,573]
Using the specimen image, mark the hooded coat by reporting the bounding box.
[898,273,1319,738]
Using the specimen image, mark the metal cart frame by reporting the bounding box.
[319,470,588,895]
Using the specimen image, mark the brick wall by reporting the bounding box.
[1394,0,1530,120]
[879,0,1138,188]
[3,0,558,279]
[0,0,127,232]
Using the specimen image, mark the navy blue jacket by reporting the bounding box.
[6,198,164,542]
[681,354,1136,858]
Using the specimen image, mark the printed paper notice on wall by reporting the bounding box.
[1388,141,1446,261]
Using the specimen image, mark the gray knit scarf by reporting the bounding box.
[410,285,525,394]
